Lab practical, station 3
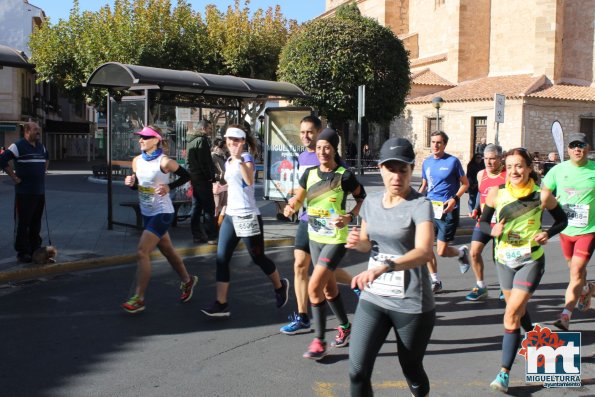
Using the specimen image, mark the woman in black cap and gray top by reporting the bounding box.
[284,128,366,360]
[346,138,435,397]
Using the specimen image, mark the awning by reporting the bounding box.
[0,45,34,69]
[83,62,308,99]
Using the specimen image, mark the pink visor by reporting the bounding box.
[134,126,162,141]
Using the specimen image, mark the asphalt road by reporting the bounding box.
[1,236,593,396]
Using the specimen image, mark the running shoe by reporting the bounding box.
[553,313,570,331]
[499,290,505,301]
[432,280,443,294]
[275,278,290,308]
[280,313,311,335]
[122,295,145,314]
[577,282,593,312]
[331,324,351,348]
[179,275,198,303]
[201,300,230,317]
[303,338,328,360]
[458,246,470,274]
[466,286,488,301]
[490,371,509,392]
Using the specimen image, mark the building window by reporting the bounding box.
[579,117,594,147]
[425,117,440,147]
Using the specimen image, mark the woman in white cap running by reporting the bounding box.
[201,124,289,317]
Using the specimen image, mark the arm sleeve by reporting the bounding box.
[168,166,191,190]
[479,205,496,235]
[342,171,366,200]
[545,204,568,238]
[241,153,254,163]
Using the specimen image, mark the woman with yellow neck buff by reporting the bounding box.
[479,148,567,392]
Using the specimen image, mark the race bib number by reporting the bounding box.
[232,214,261,237]
[563,204,589,228]
[308,216,336,237]
[431,201,444,219]
[365,253,405,298]
[138,183,155,207]
[497,241,531,268]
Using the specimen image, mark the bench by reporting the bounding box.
[119,199,191,230]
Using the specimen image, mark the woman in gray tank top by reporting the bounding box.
[346,138,436,397]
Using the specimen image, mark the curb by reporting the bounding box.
[0,237,295,284]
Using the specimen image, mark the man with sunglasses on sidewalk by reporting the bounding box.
[543,133,595,330]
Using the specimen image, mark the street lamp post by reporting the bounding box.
[432,96,444,132]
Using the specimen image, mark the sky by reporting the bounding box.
[28,1,326,24]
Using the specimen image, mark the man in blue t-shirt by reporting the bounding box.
[0,122,49,263]
[419,131,470,293]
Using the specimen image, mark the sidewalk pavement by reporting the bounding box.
[0,161,476,283]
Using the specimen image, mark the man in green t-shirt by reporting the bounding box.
[542,133,595,330]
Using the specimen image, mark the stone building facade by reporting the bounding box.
[322,0,595,166]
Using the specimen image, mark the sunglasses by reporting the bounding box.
[568,142,587,149]
[138,135,155,140]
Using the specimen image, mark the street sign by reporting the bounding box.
[494,93,505,123]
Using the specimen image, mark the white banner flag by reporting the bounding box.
[551,121,564,161]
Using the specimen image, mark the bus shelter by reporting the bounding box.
[84,62,306,230]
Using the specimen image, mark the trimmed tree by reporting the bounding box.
[277,3,410,127]
[29,0,295,119]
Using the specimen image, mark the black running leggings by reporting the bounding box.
[215,215,276,282]
[349,299,435,397]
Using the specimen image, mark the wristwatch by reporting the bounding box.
[382,258,394,270]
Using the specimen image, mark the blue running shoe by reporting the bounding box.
[458,246,470,274]
[280,313,311,335]
[466,286,488,301]
[490,371,509,392]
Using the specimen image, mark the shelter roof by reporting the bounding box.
[0,44,33,69]
[84,62,307,99]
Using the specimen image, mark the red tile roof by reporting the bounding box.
[407,74,543,103]
[527,84,595,101]
[408,74,595,104]
[410,68,455,87]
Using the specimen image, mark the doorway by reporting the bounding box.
[472,117,487,154]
